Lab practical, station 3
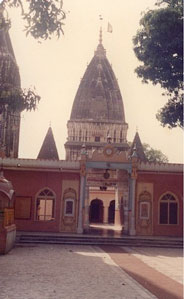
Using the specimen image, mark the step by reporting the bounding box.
[16,235,183,248]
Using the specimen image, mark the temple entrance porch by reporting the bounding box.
[78,143,136,236]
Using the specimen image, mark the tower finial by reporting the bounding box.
[99,26,102,45]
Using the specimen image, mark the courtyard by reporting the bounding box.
[0,244,183,299]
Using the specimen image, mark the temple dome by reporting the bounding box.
[70,39,126,123]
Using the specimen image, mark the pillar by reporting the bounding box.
[122,190,129,235]
[129,177,136,236]
[114,186,121,227]
[77,175,86,234]
[103,205,109,224]
[84,184,90,230]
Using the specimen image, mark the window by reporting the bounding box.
[113,130,116,143]
[63,188,76,217]
[64,199,74,216]
[72,128,75,141]
[95,136,100,142]
[120,130,122,143]
[140,202,150,219]
[36,189,55,221]
[159,193,178,225]
[79,129,82,141]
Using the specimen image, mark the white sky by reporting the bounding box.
[8,0,183,163]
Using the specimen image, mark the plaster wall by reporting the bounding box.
[136,172,183,237]
[4,169,80,232]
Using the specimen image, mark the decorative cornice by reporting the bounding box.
[138,161,183,173]
[0,158,80,171]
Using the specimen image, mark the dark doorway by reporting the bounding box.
[108,200,115,223]
[90,199,103,223]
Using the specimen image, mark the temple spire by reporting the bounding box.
[37,127,59,160]
[130,132,147,162]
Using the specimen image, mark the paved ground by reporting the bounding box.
[0,244,156,299]
[0,244,183,299]
[101,246,183,299]
[122,247,183,284]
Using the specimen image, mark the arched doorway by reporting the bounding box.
[89,199,103,223]
[108,200,115,223]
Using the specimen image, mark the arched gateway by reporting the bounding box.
[77,142,138,236]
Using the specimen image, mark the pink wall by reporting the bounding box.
[4,169,80,232]
[137,171,183,237]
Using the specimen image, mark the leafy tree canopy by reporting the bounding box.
[133,0,183,128]
[0,0,65,40]
[0,0,65,114]
[143,143,169,163]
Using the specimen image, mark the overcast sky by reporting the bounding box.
[8,0,183,163]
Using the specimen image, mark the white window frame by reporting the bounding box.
[35,188,56,221]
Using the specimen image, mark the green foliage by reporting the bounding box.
[0,86,40,113]
[143,143,169,163]
[0,1,65,113]
[156,94,183,128]
[133,0,183,128]
[1,0,65,40]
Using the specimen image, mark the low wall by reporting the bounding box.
[0,224,16,254]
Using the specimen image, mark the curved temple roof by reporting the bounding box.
[70,33,126,123]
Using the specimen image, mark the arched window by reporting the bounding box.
[36,188,55,221]
[159,193,178,225]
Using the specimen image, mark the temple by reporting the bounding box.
[0,26,183,241]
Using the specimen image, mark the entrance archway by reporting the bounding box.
[108,200,115,223]
[89,199,103,223]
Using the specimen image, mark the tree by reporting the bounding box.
[0,0,65,40]
[0,0,65,114]
[143,143,169,163]
[133,0,183,128]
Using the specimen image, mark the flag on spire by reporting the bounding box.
[107,22,113,33]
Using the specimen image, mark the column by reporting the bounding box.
[114,185,121,227]
[122,190,129,235]
[77,175,86,234]
[103,205,109,224]
[84,184,90,230]
[129,177,136,236]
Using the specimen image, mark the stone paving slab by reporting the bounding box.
[101,246,183,299]
[0,244,156,299]
[122,247,183,284]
